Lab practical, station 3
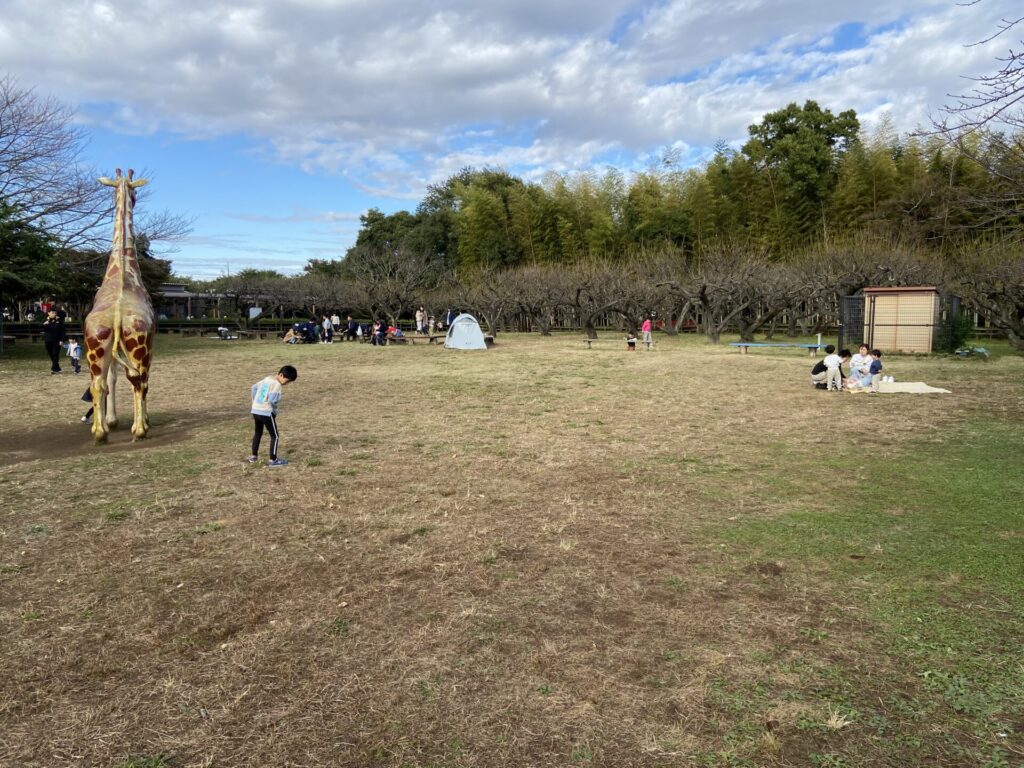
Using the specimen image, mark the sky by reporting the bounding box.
[0,0,1017,279]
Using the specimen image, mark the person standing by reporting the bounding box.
[415,306,426,335]
[248,365,298,466]
[42,310,66,374]
[641,316,653,349]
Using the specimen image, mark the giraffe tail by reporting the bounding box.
[112,323,141,375]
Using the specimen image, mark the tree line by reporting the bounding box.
[209,99,1023,348]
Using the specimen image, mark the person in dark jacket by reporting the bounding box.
[42,310,66,374]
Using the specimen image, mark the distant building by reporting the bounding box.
[156,283,224,319]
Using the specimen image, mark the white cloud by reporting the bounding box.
[1,0,1019,199]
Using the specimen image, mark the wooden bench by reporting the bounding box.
[1,335,14,346]
[729,342,825,356]
[583,338,655,350]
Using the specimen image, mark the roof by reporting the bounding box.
[862,286,939,294]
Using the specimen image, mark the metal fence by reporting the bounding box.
[839,293,962,353]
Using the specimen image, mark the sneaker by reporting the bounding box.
[247,455,258,464]
[81,416,90,423]
[268,458,289,467]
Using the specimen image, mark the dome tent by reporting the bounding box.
[445,313,487,350]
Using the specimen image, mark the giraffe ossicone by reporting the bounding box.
[84,168,155,443]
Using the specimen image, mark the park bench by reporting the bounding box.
[582,338,655,350]
[729,342,825,356]
[2,335,15,346]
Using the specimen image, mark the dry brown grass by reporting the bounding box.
[1,334,1021,767]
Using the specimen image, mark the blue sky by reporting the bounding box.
[0,0,1016,278]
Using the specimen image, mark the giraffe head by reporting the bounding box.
[99,168,149,250]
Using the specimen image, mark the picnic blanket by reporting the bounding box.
[849,381,951,394]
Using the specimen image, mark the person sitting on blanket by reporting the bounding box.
[845,344,873,389]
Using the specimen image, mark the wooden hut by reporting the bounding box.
[862,286,941,353]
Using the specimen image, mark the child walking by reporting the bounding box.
[67,338,82,373]
[248,365,298,466]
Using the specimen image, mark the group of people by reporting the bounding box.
[282,308,460,345]
[811,344,888,393]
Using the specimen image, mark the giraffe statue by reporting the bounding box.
[84,168,155,443]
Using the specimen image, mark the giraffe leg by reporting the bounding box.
[127,334,153,440]
[105,364,118,429]
[85,334,114,443]
[89,370,111,443]
[129,377,150,439]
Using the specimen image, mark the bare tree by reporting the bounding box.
[343,246,443,325]
[458,265,517,335]
[564,261,627,339]
[649,252,698,335]
[938,5,1024,134]
[504,264,570,335]
[929,5,1024,226]
[948,246,1024,349]
[0,76,191,250]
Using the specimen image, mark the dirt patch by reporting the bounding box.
[745,561,785,577]
[0,409,233,466]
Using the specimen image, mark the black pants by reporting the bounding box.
[252,414,280,459]
[45,340,62,372]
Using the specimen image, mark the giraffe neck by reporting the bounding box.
[106,183,145,291]
[111,184,137,253]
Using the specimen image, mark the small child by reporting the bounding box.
[626,331,637,351]
[869,349,883,394]
[822,345,846,391]
[67,338,82,373]
[248,365,298,466]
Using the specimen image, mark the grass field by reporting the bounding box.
[1,334,1022,768]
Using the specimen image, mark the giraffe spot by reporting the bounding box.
[95,347,105,358]
[106,266,120,278]
[133,319,148,332]
[95,327,112,341]
[124,336,138,351]
[91,364,102,375]
[132,346,147,361]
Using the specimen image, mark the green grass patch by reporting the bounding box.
[720,419,1024,762]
